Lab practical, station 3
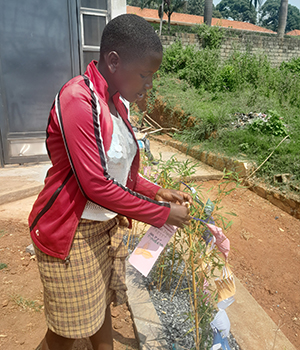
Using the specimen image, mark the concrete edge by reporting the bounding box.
[149,134,254,178]
[150,135,300,220]
[126,262,168,350]
[0,185,43,206]
[126,260,297,350]
[174,174,223,182]
[228,279,297,350]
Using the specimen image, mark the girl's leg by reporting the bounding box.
[40,329,75,350]
[89,306,113,350]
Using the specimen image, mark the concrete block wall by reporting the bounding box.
[161,28,300,66]
[161,32,201,50]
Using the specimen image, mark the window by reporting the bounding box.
[80,0,109,72]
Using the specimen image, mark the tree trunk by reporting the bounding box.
[159,0,164,36]
[277,0,288,38]
[204,0,213,26]
[168,12,171,33]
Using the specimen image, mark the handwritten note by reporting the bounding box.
[128,224,177,277]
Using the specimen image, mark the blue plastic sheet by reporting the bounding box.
[211,329,231,350]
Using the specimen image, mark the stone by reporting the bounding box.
[251,185,267,199]
[25,243,35,255]
[267,195,291,214]
[206,152,216,167]
[189,146,201,160]
[200,151,207,163]
[234,161,250,177]
[111,308,120,318]
[214,155,226,171]
[274,173,292,184]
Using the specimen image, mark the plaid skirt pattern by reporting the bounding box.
[34,217,128,338]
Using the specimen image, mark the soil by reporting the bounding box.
[0,196,139,350]
[0,182,300,350]
[199,180,300,349]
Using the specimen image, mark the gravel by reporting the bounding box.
[125,235,241,350]
[142,273,241,350]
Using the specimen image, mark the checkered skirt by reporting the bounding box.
[34,218,128,338]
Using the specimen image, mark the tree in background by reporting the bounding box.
[163,0,187,32]
[249,0,265,23]
[277,0,289,37]
[260,0,300,33]
[127,0,159,7]
[249,0,265,11]
[126,0,298,35]
[127,0,186,34]
[216,0,257,24]
[187,0,204,16]
[204,0,213,26]
[186,0,222,18]
[286,3,300,32]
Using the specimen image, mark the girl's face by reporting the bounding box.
[112,50,162,103]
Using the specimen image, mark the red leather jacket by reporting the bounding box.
[28,61,170,260]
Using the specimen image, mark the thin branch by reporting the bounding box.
[246,134,290,180]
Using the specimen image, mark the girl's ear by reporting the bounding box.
[106,51,120,74]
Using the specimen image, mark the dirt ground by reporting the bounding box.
[0,181,300,350]
[0,196,138,350]
[199,180,300,349]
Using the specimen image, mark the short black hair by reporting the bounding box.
[100,14,163,62]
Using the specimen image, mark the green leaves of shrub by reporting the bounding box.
[216,64,236,92]
[155,39,300,185]
[248,110,288,137]
[184,48,221,90]
[280,57,300,75]
[161,41,195,74]
[196,24,223,49]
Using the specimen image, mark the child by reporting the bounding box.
[29,14,191,350]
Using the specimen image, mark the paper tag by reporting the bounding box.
[128,224,177,277]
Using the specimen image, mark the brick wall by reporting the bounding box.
[160,28,300,66]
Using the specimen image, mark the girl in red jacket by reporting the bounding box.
[30,14,191,350]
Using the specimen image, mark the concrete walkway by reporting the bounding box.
[0,140,296,350]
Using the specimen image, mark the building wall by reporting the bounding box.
[160,28,300,67]
[111,0,126,19]
[0,0,127,165]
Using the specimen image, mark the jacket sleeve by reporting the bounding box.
[134,173,161,199]
[57,82,170,227]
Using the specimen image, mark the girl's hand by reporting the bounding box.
[155,188,193,205]
[166,202,191,228]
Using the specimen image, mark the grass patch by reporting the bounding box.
[0,230,6,239]
[139,42,300,190]
[0,263,8,270]
[11,294,43,312]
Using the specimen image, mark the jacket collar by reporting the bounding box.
[85,60,126,119]
[84,60,113,103]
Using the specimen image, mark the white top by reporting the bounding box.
[81,113,137,221]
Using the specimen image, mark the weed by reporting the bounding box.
[248,110,287,137]
[196,24,224,49]
[0,263,8,270]
[11,294,43,312]
[144,43,300,185]
[280,56,300,75]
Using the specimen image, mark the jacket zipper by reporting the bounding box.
[29,169,73,231]
[64,255,71,265]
